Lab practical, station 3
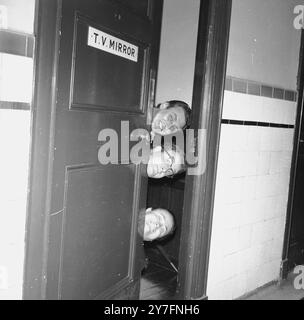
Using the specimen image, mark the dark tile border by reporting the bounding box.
[0,30,34,58]
[221,119,294,129]
[225,76,297,102]
[0,101,30,110]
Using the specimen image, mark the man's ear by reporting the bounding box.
[146,207,153,213]
[158,102,169,110]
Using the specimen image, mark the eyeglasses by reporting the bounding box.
[160,148,175,177]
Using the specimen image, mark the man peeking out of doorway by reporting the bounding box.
[147,100,190,179]
[139,208,175,242]
[151,100,191,137]
[147,145,186,179]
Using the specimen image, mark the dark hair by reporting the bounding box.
[156,100,191,130]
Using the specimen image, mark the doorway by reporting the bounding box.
[140,175,185,300]
[138,0,199,300]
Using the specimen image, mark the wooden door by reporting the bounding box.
[44,0,162,300]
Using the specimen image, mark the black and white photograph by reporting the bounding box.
[0,0,304,302]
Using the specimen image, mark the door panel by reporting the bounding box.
[71,15,150,112]
[45,0,161,300]
[60,165,138,300]
[119,0,151,17]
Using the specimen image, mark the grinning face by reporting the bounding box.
[152,106,186,136]
[143,208,175,241]
[147,146,184,179]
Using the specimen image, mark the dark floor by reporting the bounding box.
[139,246,178,300]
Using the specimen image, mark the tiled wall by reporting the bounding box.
[207,80,297,300]
[0,110,31,299]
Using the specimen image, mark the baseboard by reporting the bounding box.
[236,280,278,300]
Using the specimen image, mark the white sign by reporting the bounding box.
[88,26,138,62]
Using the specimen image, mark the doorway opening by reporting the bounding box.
[140,174,186,300]
[137,0,200,300]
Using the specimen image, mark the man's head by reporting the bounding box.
[152,100,191,136]
[143,208,175,241]
[147,145,186,179]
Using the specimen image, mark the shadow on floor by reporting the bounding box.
[140,246,178,300]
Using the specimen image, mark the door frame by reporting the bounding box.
[177,0,232,300]
[281,29,304,279]
[23,0,232,300]
[23,0,61,299]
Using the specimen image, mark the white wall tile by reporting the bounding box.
[245,267,262,294]
[231,273,247,300]
[223,91,263,122]
[208,93,295,299]
[257,260,281,288]
[241,176,257,202]
[283,101,297,125]
[238,225,252,251]
[222,253,239,280]
[225,177,243,204]
[282,129,295,151]
[223,228,240,255]
[221,203,242,229]
[263,197,279,220]
[257,151,271,175]
[246,127,261,151]
[223,91,297,125]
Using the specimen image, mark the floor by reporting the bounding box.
[139,246,178,300]
[139,246,304,300]
[244,272,304,300]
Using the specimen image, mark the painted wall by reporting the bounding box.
[227,0,300,90]
[0,0,35,33]
[207,0,301,300]
[155,0,200,107]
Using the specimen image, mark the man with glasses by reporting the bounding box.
[147,100,190,179]
[151,100,191,138]
[139,207,175,242]
[147,145,186,179]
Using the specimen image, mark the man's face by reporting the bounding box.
[147,146,184,179]
[152,106,186,136]
[144,208,174,241]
